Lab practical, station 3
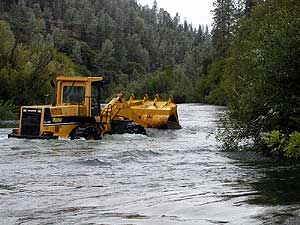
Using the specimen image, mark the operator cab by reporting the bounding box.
[54,76,108,117]
[91,80,108,116]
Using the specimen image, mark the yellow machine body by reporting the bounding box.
[9,76,180,139]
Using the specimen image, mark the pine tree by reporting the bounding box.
[211,0,236,58]
[244,0,259,15]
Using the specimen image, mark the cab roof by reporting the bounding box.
[56,76,104,82]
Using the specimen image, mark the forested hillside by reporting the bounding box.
[0,0,212,109]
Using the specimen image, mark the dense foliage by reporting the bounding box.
[206,0,300,157]
[0,99,17,120]
[265,131,300,159]
[0,0,213,119]
[0,18,78,108]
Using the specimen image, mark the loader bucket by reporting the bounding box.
[127,94,181,129]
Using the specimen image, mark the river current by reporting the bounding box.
[1,104,300,225]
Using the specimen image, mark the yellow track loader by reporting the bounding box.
[8,76,180,140]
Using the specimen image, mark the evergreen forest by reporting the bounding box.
[1,0,300,157]
[0,0,212,108]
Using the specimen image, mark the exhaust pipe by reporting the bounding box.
[51,80,57,106]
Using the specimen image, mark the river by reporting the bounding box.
[1,104,300,225]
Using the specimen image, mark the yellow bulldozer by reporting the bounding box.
[8,76,180,140]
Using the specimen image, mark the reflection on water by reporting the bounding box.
[0,104,300,225]
[224,151,300,224]
[249,163,300,205]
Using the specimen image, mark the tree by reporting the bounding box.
[126,33,149,72]
[211,0,236,58]
[96,39,115,69]
[244,0,260,15]
[219,0,300,149]
[0,20,15,67]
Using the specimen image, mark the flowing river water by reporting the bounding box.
[1,104,300,225]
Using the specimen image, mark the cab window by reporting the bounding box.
[63,86,85,104]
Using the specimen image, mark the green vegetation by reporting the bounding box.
[265,131,300,159]
[205,0,300,158]
[0,99,17,120]
[114,68,194,103]
[0,0,213,120]
[0,19,77,120]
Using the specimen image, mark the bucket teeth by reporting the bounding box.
[128,94,136,103]
[168,95,174,103]
[154,94,160,101]
[128,94,175,104]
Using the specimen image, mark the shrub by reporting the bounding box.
[284,132,300,159]
[0,99,18,120]
[265,130,285,153]
[264,131,300,159]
